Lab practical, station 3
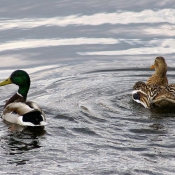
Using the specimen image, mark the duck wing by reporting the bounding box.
[132,81,175,109]
[2,101,47,126]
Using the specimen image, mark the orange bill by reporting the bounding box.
[150,65,155,69]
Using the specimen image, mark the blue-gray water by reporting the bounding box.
[0,1,175,174]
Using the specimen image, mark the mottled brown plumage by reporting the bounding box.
[132,57,175,109]
[132,81,175,109]
[147,56,168,86]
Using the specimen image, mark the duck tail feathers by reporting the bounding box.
[23,110,46,126]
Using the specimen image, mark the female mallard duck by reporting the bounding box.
[132,57,175,109]
[147,56,168,86]
[0,70,47,126]
[132,81,175,109]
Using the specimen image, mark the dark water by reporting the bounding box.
[0,1,175,174]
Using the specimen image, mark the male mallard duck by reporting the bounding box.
[132,81,175,109]
[0,70,47,126]
[147,56,168,86]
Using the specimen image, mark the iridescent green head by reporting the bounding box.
[0,70,30,99]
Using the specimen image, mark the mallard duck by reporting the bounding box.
[147,56,168,86]
[0,70,47,126]
[132,81,175,109]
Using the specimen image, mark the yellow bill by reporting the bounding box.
[0,78,12,86]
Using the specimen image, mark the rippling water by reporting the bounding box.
[0,1,175,174]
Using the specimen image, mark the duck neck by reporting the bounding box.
[18,85,30,100]
[155,67,167,77]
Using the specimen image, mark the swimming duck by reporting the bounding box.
[0,70,47,126]
[147,56,168,86]
[132,81,175,109]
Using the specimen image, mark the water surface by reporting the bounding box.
[0,1,175,174]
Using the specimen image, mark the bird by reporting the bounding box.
[132,81,175,109]
[132,57,175,109]
[0,70,47,126]
[146,56,168,86]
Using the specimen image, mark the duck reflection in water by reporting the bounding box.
[2,120,46,166]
